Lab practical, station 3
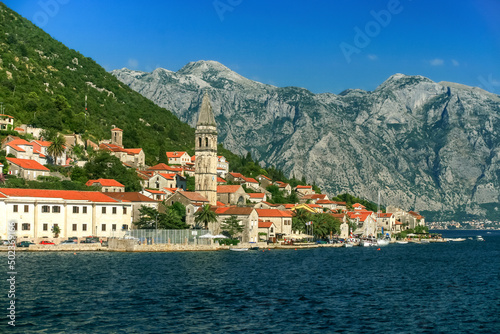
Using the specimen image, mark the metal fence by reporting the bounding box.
[110,229,214,245]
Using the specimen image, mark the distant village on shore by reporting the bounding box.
[2,94,482,245]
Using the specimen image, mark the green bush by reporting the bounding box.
[218,239,240,246]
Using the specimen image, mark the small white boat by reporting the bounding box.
[446,238,466,242]
[360,237,377,247]
[420,239,430,243]
[377,237,390,246]
[229,248,248,251]
[396,241,408,244]
[344,243,354,248]
[476,236,485,241]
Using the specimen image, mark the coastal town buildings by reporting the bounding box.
[86,179,126,192]
[6,157,50,181]
[0,188,132,240]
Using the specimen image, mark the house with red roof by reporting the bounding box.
[0,114,14,131]
[217,177,227,185]
[374,212,395,235]
[256,208,293,236]
[257,174,273,188]
[347,210,377,237]
[212,207,259,242]
[145,172,186,191]
[141,188,168,201]
[86,179,125,192]
[258,220,277,241]
[226,172,245,183]
[217,185,249,205]
[274,181,292,196]
[295,185,315,196]
[0,188,132,240]
[248,192,266,203]
[99,127,145,167]
[166,151,191,166]
[6,157,50,181]
[31,139,67,165]
[242,176,260,191]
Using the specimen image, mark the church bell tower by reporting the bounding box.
[195,92,218,205]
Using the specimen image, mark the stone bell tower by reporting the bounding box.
[195,92,218,205]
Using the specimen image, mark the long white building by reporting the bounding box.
[0,188,132,240]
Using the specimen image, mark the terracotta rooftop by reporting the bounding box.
[249,193,265,198]
[6,157,49,171]
[258,221,274,228]
[180,191,209,202]
[166,151,188,158]
[85,179,125,187]
[0,188,119,202]
[105,192,158,202]
[217,185,242,193]
[256,209,293,218]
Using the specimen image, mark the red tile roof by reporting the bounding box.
[6,157,49,171]
[258,221,274,228]
[353,203,366,209]
[144,189,166,194]
[216,201,226,206]
[243,177,258,184]
[31,140,52,147]
[124,148,142,155]
[105,192,158,202]
[378,213,394,218]
[217,185,242,193]
[256,209,293,218]
[218,207,255,215]
[259,175,272,181]
[158,173,176,180]
[0,188,119,202]
[316,200,335,204]
[296,185,312,189]
[217,177,227,183]
[86,179,125,187]
[166,151,187,158]
[111,127,123,131]
[229,172,244,179]
[249,193,265,198]
[180,191,209,202]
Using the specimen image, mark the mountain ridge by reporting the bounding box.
[112,60,500,221]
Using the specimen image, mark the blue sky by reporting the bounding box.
[5,0,500,94]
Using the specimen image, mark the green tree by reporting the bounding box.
[292,208,312,233]
[135,205,187,229]
[84,151,141,191]
[221,215,244,238]
[194,204,218,229]
[52,225,61,238]
[47,133,66,164]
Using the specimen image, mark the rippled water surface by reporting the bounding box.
[1,230,499,333]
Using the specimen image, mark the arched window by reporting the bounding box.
[205,137,209,147]
[199,137,202,147]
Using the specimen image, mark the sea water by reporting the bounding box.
[1,230,499,333]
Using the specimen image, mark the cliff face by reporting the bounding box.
[112,61,500,221]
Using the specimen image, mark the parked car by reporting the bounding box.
[61,240,77,244]
[1,240,11,245]
[16,241,35,247]
[81,239,99,244]
[39,240,55,245]
[68,237,78,242]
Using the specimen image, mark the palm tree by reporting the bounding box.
[194,204,218,229]
[47,134,66,165]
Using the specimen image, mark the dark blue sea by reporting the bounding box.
[1,230,499,333]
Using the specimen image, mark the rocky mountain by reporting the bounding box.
[112,61,500,221]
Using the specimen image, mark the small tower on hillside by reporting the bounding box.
[111,127,123,148]
[195,92,218,206]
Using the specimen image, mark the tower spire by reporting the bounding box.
[197,91,216,126]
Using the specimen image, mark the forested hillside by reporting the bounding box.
[0,3,193,166]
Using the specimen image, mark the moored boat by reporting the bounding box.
[476,236,485,241]
[360,237,377,247]
[396,241,408,244]
[229,248,249,251]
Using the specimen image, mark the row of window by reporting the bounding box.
[12,205,127,215]
[11,223,129,232]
